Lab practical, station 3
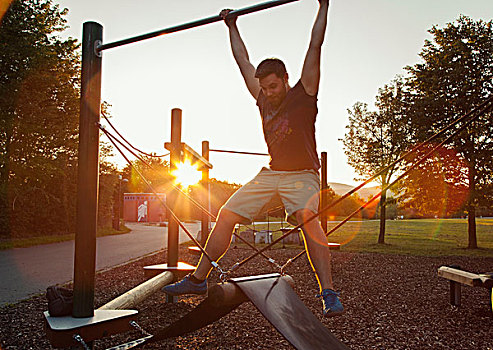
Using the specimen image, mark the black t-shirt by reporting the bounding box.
[257,80,320,171]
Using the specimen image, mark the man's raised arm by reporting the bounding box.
[301,0,329,96]
[221,10,260,99]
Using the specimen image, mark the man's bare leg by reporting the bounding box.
[295,209,333,291]
[296,209,344,317]
[192,208,245,280]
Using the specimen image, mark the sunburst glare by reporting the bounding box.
[172,159,201,188]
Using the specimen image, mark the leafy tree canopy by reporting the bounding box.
[0,0,81,236]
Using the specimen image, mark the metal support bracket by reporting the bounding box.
[94,40,102,57]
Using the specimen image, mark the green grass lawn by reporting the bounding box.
[235,218,493,258]
[328,218,493,257]
[4,219,492,258]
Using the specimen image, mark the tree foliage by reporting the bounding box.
[342,77,411,243]
[404,15,493,247]
[122,155,172,194]
[395,144,469,218]
[343,16,493,248]
[0,0,123,237]
[0,0,81,236]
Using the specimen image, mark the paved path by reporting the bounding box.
[0,222,200,306]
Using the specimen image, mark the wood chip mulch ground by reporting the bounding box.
[1,246,492,349]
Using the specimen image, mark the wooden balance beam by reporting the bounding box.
[437,266,493,308]
[99,271,173,310]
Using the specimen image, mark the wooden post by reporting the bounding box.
[200,141,210,247]
[167,109,181,303]
[320,152,328,234]
[450,281,461,306]
[168,109,182,268]
[73,21,103,320]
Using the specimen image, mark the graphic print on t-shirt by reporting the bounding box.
[263,110,292,148]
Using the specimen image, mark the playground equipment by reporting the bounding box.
[104,273,350,350]
[142,108,210,288]
[43,0,493,346]
[43,0,335,348]
[438,266,493,311]
[96,96,491,348]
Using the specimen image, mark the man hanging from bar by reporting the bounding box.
[163,0,344,317]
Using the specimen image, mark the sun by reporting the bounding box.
[172,159,201,188]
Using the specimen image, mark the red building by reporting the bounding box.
[123,193,166,223]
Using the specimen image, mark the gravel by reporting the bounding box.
[1,247,492,349]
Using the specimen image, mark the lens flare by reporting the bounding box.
[401,143,469,240]
[172,159,201,188]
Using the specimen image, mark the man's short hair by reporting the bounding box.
[255,58,287,79]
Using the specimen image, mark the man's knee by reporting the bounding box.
[295,208,317,226]
[295,209,326,242]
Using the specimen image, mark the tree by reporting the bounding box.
[342,77,411,244]
[122,155,172,194]
[327,192,368,219]
[98,143,120,227]
[0,0,80,236]
[405,16,493,248]
[395,144,469,218]
[207,178,241,218]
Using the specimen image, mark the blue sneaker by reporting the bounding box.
[162,274,207,296]
[318,289,344,317]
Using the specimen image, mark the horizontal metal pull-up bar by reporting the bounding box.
[97,0,299,52]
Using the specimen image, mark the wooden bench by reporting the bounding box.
[437,266,493,309]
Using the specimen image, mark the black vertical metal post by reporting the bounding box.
[200,141,210,247]
[73,22,102,319]
[168,109,182,269]
[320,152,328,234]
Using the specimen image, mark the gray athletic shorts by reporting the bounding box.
[222,167,320,226]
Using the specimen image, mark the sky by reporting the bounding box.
[54,0,493,186]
